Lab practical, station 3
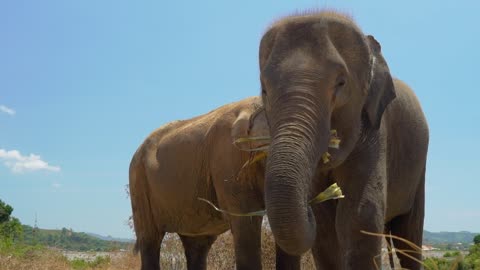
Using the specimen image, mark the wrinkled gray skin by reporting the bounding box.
[129,97,272,270]
[259,11,429,269]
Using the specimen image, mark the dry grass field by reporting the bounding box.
[3,229,468,270]
[0,229,316,270]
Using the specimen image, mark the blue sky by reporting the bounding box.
[1,1,478,238]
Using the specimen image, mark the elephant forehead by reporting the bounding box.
[278,49,322,73]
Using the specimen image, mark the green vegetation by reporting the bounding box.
[423,234,480,270]
[474,235,480,245]
[21,225,130,251]
[0,199,23,244]
[463,242,480,269]
[1,199,46,261]
[1,198,130,254]
[424,230,479,245]
[444,251,462,258]
[69,256,111,269]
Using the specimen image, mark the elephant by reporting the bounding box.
[129,96,276,270]
[257,11,429,269]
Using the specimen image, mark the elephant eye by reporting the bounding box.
[336,76,346,88]
[261,81,268,95]
[333,75,350,107]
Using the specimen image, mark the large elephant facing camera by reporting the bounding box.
[129,97,273,270]
[258,11,429,269]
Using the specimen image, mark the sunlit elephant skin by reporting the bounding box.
[258,11,429,269]
[129,97,271,270]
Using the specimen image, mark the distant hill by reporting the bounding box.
[86,232,134,243]
[18,224,477,251]
[423,230,479,244]
[21,225,132,251]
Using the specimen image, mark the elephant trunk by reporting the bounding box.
[265,93,331,255]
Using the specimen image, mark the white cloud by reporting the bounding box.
[0,149,61,173]
[52,182,62,189]
[0,105,15,116]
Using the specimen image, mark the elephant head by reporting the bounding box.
[258,12,396,255]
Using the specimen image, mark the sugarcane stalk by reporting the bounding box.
[198,183,345,217]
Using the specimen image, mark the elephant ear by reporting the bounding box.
[231,104,270,149]
[364,35,396,129]
[259,28,277,70]
[247,106,269,139]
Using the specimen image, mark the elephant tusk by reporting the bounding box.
[198,183,345,217]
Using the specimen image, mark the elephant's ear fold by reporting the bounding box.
[364,35,396,129]
[231,104,270,147]
[247,106,269,139]
[231,111,251,143]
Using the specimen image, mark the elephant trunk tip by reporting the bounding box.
[267,205,317,256]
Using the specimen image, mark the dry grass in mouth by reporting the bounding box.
[234,129,342,168]
[198,182,345,218]
[207,129,345,217]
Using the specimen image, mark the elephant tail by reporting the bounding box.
[129,153,159,254]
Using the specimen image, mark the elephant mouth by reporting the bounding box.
[233,129,341,168]
[197,182,345,217]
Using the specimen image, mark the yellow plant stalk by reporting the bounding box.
[199,183,345,217]
[234,136,271,144]
[322,152,331,164]
[240,151,268,171]
[308,183,345,204]
[235,129,340,152]
[197,198,266,217]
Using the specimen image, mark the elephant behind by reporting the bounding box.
[129,96,270,270]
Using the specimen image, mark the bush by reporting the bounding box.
[0,199,23,242]
[464,243,480,269]
[424,256,467,270]
[474,235,480,245]
[70,256,111,270]
[0,240,45,259]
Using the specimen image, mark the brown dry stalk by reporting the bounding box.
[197,198,266,217]
[198,183,344,217]
[360,230,422,252]
[361,230,440,270]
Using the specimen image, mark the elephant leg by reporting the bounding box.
[333,157,386,269]
[311,201,340,269]
[179,234,217,270]
[389,173,425,270]
[275,244,301,270]
[230,216,262,270]
[336,198,384,269]
[139,231,164,270]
